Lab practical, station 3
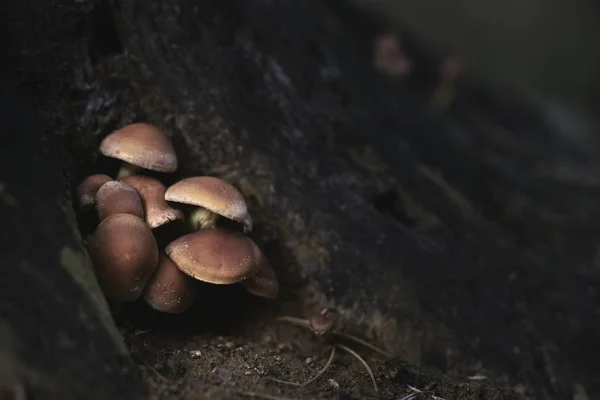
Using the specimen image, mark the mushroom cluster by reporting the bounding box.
[75,123,278,314]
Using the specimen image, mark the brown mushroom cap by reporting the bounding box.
[87,213,159,302]
[95,180,144,222]
[142,253,198,313]
[99,123,178,173]
[164,176,252,231]
[120,175,184,228]
[76,174,112,210]
[309,309,335,336]
[240,254,278,300]
[165,228,261,284]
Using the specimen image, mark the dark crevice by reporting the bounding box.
[372,188,417,227]
[89,0,123,63]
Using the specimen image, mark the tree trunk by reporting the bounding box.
[3,0,598,399]
[0,76,145,398]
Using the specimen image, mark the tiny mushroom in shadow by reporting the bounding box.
[120,175,184,229]
[76,173,112,211]
[164,176,252,233]
[273,308,391,392]
[309,308,335,335]
[240,254,279,300]
[99,122,178,179]
[86,213,159,302]
[165,228,262,285]
[142,253,198,314]
[95,180,144,222]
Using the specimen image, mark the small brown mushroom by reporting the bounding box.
[95,180,144,222]
[76,173,112,210]
[165,228,261,284]
[165,176,252,232]
[142,253,198,313]
[373,33,411,78]
[120,175,183,228]
[309,308,335,336]
[99,123,178,178]
[86,213,159,302]
[240,254,278,300]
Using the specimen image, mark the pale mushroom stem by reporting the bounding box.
[188,207,219,230]
[241,217,253,234]
[265,346,337,388]
[430,82,455,109]
[116,161,141,179]
[336,344,378,392]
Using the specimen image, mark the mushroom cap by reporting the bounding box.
[95,180,144,222]
[120,175,184,228]
[309,309,335,336]
[99,123,178,172]
[87,213,159,302]
[143,253,197,313]
[76,174,112,210]
[165,228,262,284]
[240,254,278,300]
[165,176,252,231]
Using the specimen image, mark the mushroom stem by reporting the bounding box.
[430,82,455,109]
[188,207,219,230]
[116,161,141,179]
[275,316,311,329]
[336,344,378,392]
[430,57,463,109]
[277,314,393,358]
[265,346,337,388]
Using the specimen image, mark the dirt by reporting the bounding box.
[117,301,519,400]
[121,304,390,400]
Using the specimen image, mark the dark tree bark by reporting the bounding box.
[2,0,599,399]
[0,77,145,399]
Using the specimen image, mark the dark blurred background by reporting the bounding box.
[357,0,600,113]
